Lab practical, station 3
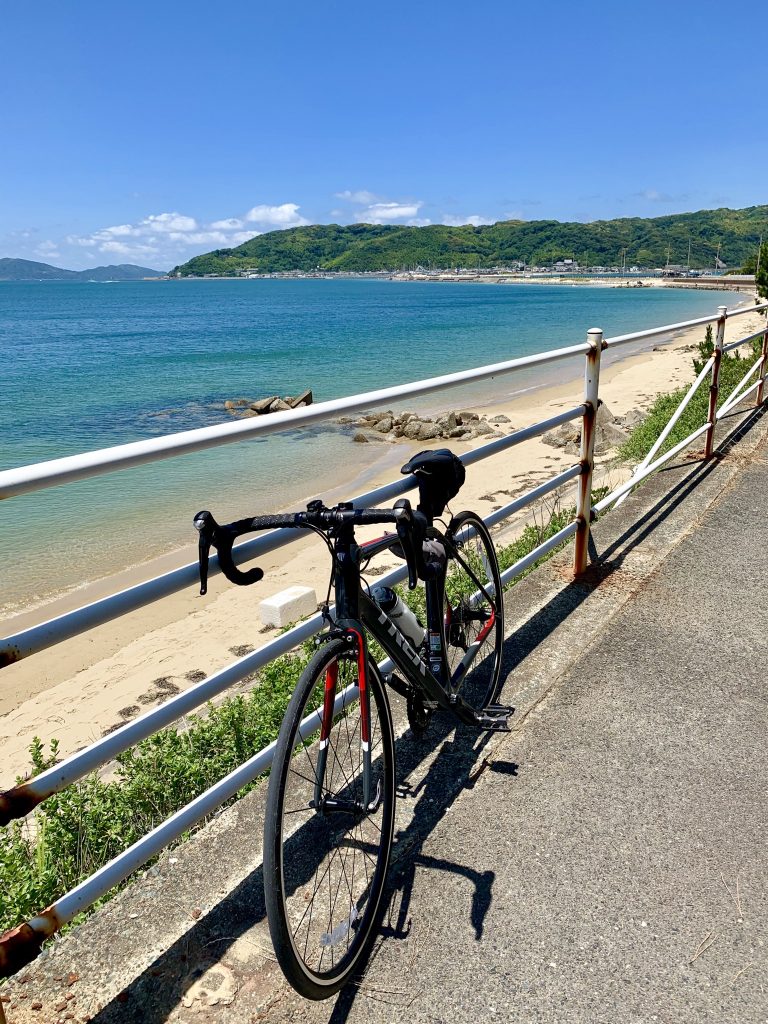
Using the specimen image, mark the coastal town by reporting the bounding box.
[182,262,754,289]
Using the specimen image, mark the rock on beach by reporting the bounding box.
[345,408,506,445]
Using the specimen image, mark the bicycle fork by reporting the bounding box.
[312,629,380,815]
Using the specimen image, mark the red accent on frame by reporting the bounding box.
[320,663,338,741]
[348,629,370,744]
[361,535,388,549]
[476,605,496,644]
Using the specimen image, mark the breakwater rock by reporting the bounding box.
[341,409,508,444]
[224,389,313,418]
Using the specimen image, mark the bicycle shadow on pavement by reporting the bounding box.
[326,716,517,1023]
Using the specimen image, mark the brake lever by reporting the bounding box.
[193,510,215,595]
[193,509,265,591]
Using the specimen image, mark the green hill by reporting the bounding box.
[0,259,166,281]
[172,205,768,276]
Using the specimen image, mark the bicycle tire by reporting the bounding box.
[263,637,396,999]
[443,510,504,710]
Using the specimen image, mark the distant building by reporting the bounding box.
[554,259,579,273]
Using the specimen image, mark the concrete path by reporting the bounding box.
[4,411,767,1023]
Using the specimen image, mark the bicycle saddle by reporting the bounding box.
[401,448,466,519]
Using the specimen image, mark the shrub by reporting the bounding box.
[619,327,763,463]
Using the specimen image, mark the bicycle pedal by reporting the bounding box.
[475,704,515,732]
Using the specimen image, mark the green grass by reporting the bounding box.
[0,651,309,933]
[619,331,763,463]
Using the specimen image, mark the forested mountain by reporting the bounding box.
[0,259,165,281]
[173,206,768,276]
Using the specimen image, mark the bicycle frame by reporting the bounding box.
[315,522,497,810]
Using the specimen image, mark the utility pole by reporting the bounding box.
[756,234,763,279]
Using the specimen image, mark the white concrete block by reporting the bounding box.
[259,585,317,628]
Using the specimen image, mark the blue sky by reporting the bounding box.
[2,0,764,270]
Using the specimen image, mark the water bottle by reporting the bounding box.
[370,585,425,648]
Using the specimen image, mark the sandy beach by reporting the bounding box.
[1,303,765,787]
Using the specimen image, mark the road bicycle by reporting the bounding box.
[194,449,511,999]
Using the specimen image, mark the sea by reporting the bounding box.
[0,278,738,617]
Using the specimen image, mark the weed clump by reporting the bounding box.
[619,327,763,463]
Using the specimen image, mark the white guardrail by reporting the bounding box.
[1,300,766,975]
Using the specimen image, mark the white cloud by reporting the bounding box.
[98,240,161,257]
[335,190,380,204]
[441,215,492,227]
[231,230,261,244]
[59,202,308,267]
[245,203,309,228]
[35,240,62,260]
[210,217,245,230]
[96,223,137,237]
[334,188,428,225]
[408,218,432,227]
[175,231,229,246]
[146,212,198,232]
[357,201,424,224]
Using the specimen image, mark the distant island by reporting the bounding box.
[171,205,768,277]
[0,259,167,282]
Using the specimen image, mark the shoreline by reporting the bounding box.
[2,288,752,626]
[2,279,746,619]
[2,303,765,784]
[390,274,755,293]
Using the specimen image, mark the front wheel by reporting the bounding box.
[443,511,504,710]
[263,637,396,999]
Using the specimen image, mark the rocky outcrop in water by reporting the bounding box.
[225,390,313,417]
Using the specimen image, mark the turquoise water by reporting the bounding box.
[1,279,737,614]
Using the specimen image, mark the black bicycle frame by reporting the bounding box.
[317,523,491,806]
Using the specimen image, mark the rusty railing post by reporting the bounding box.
[574,327,603,576]
[756,323,768,407]
[705,305,727,458]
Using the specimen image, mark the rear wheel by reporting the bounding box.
[263,638,396,999]
[443,511,504,710]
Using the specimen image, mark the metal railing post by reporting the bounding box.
[705,305,727,458]
[756,323,768,407]
[574,327,603,576]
